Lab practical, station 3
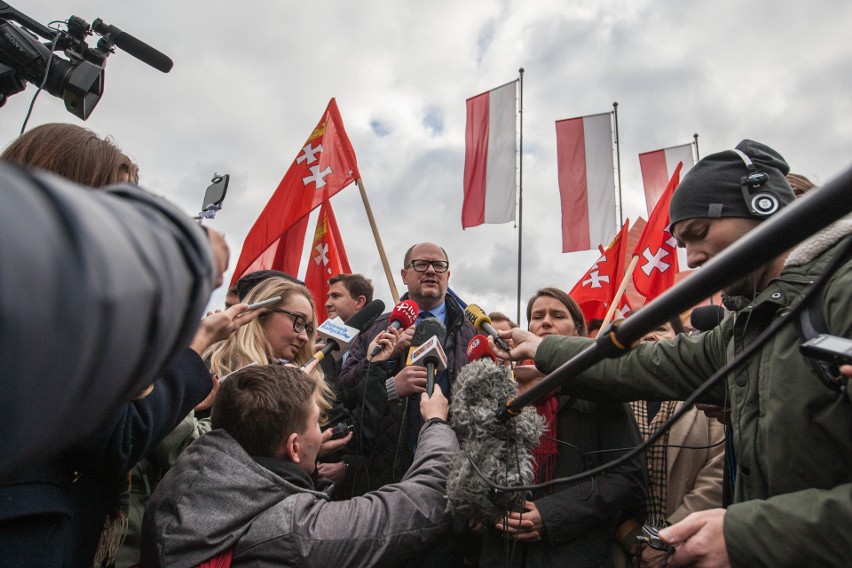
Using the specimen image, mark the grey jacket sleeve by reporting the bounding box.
[0,164,214,479]
[269,420,458,567]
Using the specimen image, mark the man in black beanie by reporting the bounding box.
[490,139,852,567]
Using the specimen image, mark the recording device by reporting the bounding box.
[246,296,281,311]
[369,299,419,358]
[196,173,229,222]
[637,525,674,553]
[305,299,385,366]
[464,304,511,352]
[466,334,497,363]
[327,422,355,440]
[0,3,172,119]
[408,318,447,397]
[733,148,778,218]
[800,334,852,367]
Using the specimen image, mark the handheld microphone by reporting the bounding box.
[407,317,447,396]
[369,299,419,358]
[690,305,726,333]
[466,334,498,363]
[465,304,511,352]
[304,299,385,366]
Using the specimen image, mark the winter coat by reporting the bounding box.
[480,397,647,568]
[534,220,852,568]
[140,420,459,568]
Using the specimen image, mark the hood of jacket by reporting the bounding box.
[141,429,328,568]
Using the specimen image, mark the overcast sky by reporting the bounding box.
[4,0,852,323]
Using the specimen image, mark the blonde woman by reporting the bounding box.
[207,276,334,414]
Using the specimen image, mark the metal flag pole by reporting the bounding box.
[516,68,525,324]
[356,178,400,304]
[613,101,623,227]
[693,132,701,161]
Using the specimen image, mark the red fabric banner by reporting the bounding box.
[304,201,351,321]
[632,162,683,301]
[230,98,360,286]
[569,219,631,324]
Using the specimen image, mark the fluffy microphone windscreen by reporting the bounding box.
[447,360,544,524]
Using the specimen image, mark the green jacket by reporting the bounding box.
[535,221,852,568]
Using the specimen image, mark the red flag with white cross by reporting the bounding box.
[304,201,351,321]
[230,98,360,286]
[569,219,632,324]
[631,162,683,301]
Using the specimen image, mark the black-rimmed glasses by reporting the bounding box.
[407,259,449,273]
[270,308,314,334]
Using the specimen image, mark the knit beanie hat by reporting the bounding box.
[669,139,795,233]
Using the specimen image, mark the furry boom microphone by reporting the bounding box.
[446,360,543,525]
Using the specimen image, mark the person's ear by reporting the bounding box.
[284,432,300,463]
[355,295,367,310]
[400,268,409,285]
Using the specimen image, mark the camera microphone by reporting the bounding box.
[92,19,173,72]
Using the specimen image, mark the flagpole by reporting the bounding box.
[356,178,400,304]
[693,133,701,160]
[596,255,639,337]
[516,68,525,325]
[613,101,623,227]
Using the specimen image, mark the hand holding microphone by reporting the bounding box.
[370,299,419,358]
[304,299,385,368]
[366,326,401,363]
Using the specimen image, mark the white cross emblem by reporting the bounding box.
[313,243,329,266]
[583,271,610,289]
[296,143,323,165]
[640,247,671,276]
[303,165,333,189]
[664,232,677,248]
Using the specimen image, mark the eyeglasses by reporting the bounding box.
[407,259,449,273]
[270,308,314,335]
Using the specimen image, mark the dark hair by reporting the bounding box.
[488,311,518,329]
[403,243,448,268]
[1,123,139,187]
[526,287,587,337]
[786,172,816,198]
[328,273,374,303]
[236,269,304,300]
[212,365,316,458]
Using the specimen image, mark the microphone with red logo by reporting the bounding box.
[409,317,447,397]
[369,299,419,358]
[466,334,499,363]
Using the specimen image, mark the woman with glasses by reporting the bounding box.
[481,287,646,568]
[207,277,333,413]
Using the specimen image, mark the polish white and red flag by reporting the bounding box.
[638,143,695,215]
[555,112,617,252]
[462,80,517,229]
[632,162,683,301]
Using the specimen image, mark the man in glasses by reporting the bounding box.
[336,242,476,565]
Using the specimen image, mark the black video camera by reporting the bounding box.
[0,2,172,119]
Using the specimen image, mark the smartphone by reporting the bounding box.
[246,296,281,311]
[327,422,355,440]
[800,334,852,366]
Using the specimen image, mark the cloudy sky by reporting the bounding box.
[5,0,852,323]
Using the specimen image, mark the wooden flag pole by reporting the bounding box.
[596,255,639,338]
[356,178,400,304]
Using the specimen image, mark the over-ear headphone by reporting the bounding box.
[732,149,779,217]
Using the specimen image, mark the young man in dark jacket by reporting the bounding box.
[490,140,852,568]
[141,354,458,567]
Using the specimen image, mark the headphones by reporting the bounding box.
[732,149,779,217]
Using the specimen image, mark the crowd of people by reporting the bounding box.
[0,124,850,568]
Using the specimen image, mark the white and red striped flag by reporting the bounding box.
[555,112,616,252]
[638,143,695,214]
[462,80,517,229]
